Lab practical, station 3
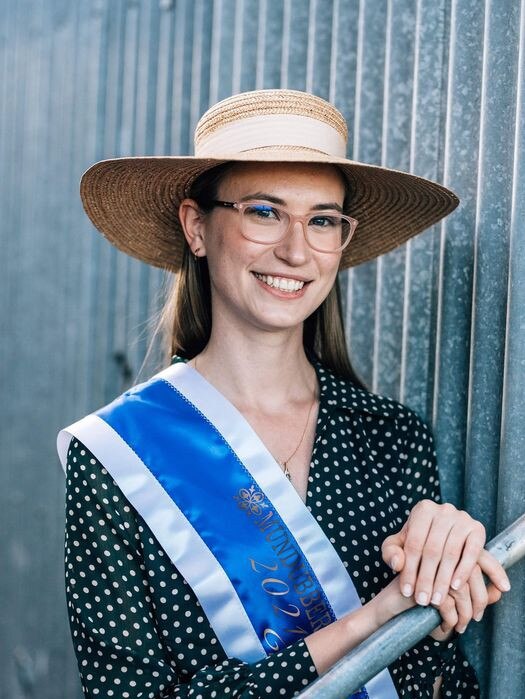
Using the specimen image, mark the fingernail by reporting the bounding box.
[431,592,442,606]
[402,584,413,597]
[451,578,461,590]
[474,612,484,622]
[390,556,399,572]
[501,579,511,592]
[417,592,428,606]
[457,626,466,634]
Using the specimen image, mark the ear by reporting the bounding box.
[179,198,208,257]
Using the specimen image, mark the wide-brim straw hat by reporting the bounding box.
[80,89,459,271]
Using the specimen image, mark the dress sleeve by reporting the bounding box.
[388,411,480,698]
[64,438,318,698]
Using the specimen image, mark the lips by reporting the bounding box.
[253,272,308,292]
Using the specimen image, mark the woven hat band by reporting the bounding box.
[194,114,347,158]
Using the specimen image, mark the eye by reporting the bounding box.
[244,203,280,221]
[309,214,340,228]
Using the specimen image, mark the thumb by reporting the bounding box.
[382,524,408,573]
[486,583,503,606]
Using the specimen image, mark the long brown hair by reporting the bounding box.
[158,163,365,389]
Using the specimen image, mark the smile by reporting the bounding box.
[253,273,306,293]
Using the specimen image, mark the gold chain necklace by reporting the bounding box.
[193,355,316,482]
[278,394,316,481]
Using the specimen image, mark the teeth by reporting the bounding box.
[254,273,305,293]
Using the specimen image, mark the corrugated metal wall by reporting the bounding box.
[1,1,523,696]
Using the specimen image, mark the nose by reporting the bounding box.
[273,219,311,265]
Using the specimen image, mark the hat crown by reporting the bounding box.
[194,89,349,158]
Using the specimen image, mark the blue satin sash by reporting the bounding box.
[98,377,338,652]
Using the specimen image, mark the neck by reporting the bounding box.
[193,323,317,412]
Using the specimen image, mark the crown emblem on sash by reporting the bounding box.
[235,485,269,516]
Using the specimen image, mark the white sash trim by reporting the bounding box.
[158,363,363,621]
[58,413,265,661]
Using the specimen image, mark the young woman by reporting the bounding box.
[58,89,510,699]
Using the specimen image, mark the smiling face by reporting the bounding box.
[183,161,346,339]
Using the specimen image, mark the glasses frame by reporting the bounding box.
[210,199,358,253]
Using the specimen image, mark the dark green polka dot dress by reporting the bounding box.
[64,359,479,698]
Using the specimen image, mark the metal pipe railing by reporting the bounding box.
[298,513,525,698]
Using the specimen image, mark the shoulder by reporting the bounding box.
[65,435,120,496]
[57,366,173,470]
[315,360,434,439]
[64,434,149,538]
[314,361,440,505]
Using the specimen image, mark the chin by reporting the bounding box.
[249,308,313,333]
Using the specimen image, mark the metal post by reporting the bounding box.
[298,514,525,699]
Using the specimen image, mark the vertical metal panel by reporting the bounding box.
[281,0,310,88]
[347,1,388,388]
[465,0,520,532]
[258,0,285,88]
[436,0,523,686]
[374,0,416,400]
[434,0,485,507]
[1,1,524,696]
[489,2,525,694]
[400,0,449,417]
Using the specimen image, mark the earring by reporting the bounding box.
[193,247,201,261]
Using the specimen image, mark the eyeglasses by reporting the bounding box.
[210,200,358,253]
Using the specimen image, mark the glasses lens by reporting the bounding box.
[240,203,288,243]
[306,214,354,252]
[238,202,356,252]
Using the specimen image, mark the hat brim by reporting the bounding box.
[80,150,459,272]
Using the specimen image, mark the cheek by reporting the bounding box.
[311,257,341,305]
[204,228,253,289]
[203,220,226,257]
[318,254,342,286]
[203,224,232,270]
[204,217,249,259]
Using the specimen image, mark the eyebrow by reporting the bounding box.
[238,192,344,213]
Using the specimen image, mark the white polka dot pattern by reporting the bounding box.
[64,361,479,698]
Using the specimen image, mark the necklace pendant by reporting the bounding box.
[282,463,292,481]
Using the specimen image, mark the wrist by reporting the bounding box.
[367,591,391,629]
[367,578,416,629]
[342,595,387,642]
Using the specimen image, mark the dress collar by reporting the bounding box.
[312,360,398,420]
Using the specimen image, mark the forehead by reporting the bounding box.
[217,161,346,201]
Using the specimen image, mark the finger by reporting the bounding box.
[430,518,481,604]
[486,582,503,606]
[435,594,458,635]
[399,501,435,598]
[478,550,511,593]
[381,523,407,573]
[413,515,454,606]
[466,566,489,621]
[450,585,473,634]
[448,520,486,591]
[429,624,454,642]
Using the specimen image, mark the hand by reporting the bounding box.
[369,564,505,644]
[430,563,504,640]
[381,500,511,607]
